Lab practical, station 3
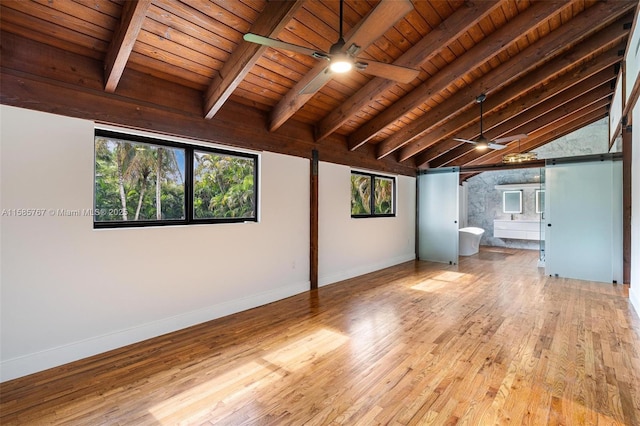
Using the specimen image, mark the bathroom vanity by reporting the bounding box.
[493,220,543,240]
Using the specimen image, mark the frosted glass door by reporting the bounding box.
[417,168,459,264]
[545,159,622,283]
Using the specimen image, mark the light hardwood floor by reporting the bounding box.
[1,248,639,425]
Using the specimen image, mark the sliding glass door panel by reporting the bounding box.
[545,159,622,283]
[417,168,459,264]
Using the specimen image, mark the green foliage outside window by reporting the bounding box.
[94,137,185,222]
[94,132,258,227]
[374,177,393,214]
[351,173,371,215]
[351,172,395,217]
[194,151,255,219]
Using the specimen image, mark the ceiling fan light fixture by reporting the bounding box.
[475,141,489,150]
[243,0,420,94]
[329,54,353,73]
[475,134,490,150]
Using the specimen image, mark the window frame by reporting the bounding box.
[94,129,259,229]
[350,171,396,218]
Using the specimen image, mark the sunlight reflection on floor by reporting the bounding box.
[148,328,349,424]
[148,360,282,424]
[411,279,450,292]
[411,271,471,292]
[434,271,469,282]
[263,328,349,371]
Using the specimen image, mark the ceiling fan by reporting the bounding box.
[243,0,420,94]
[454,94,528,150]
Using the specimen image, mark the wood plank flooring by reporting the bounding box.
[1,248,639,425]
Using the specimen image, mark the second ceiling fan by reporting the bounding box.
[454,94,528,150]
[243,0,420,94]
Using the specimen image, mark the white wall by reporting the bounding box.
[630,102,640,314]
[0,106,418,381]
[0,105,311,381]
[318,162,416,286]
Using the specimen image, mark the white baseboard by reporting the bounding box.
[319,253,415,287]
[0,281,309,382]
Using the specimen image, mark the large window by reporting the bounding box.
[193,150,256,219]
[94,130,258,228]
[350,171,395,218]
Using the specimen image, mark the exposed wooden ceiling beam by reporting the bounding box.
[104,0,152,93]
[0,30,205,115]
[268,61,330,131]
[403,25,629,167]
[2,0,636,179]
[0,68,415,177]
[268,0,414,132]
[347,0,572,152]
[421,71,617,167]
[372,2,634,160]
[459,107,609,179]
[463,106,610,167]
[422,93,608,168]
[404,60,619,164]
[436,88,613,168]
[409,33,625,167]
[313,0,504,142]
[203,0,304,119]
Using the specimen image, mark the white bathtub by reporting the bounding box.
[459,227,485,256]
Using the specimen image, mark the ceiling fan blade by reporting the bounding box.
[492,134,528,144]
[243,33,326,58]
[356,61,419,83]
[487,143,507,150]
[347,0,414,50]
[299,67,334,95]
[454,138,478,145]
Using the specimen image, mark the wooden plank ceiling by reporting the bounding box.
[0,0,637,176]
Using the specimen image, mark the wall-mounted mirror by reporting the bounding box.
[503,190,522,213]
[535,189,545,214]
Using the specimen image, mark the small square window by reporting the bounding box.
[351,171,395,218]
